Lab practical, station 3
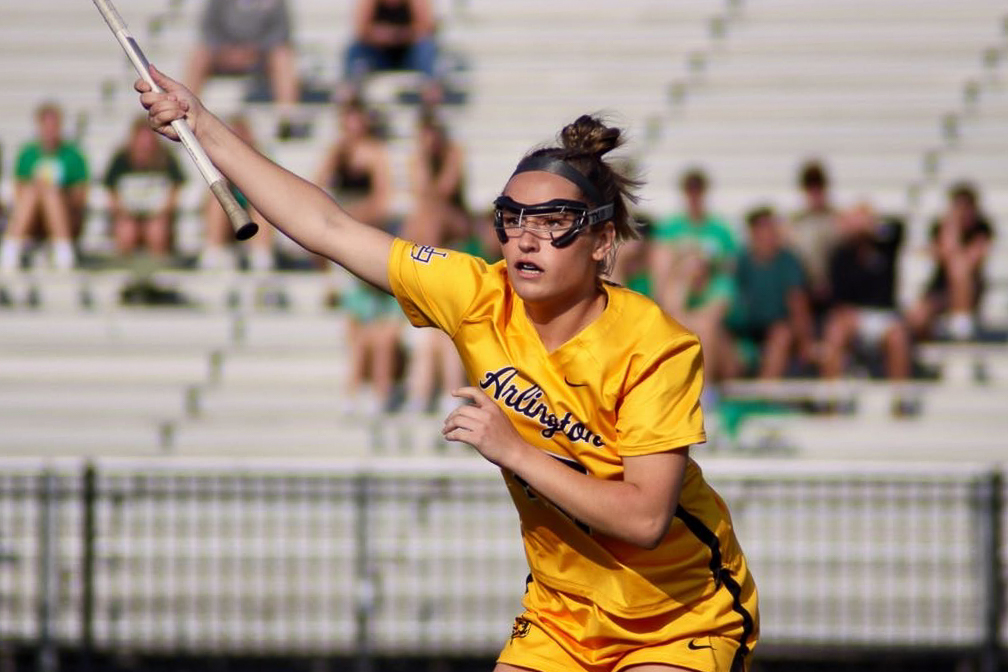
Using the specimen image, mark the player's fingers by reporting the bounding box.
[134,78,151,93]
[451,387,491,407]
[138,91,166,110]
[150,107,184,128]
[442,413,479,435]
[443,428,473,443]
[148,99,185,122]
[442,404,485,429]
[148,64,181,93]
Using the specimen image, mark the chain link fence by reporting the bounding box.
[0,458,1002,667]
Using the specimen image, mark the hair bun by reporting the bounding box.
[560,115,621,158]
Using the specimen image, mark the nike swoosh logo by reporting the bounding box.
[564,377,588,388]
[687,640,713,650]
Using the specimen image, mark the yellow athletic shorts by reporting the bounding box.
[498,577,757,672]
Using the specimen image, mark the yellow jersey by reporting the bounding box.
[388,239,757,658]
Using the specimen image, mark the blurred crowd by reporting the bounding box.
[613,163,996,397]
[0,0,999,415]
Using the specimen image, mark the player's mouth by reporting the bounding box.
[514,260,544,278]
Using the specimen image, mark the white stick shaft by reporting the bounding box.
[92,0,223,187]
[92,0,257,240]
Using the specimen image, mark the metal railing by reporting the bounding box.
[0,457,1003,669]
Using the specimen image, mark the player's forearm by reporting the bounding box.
[506,444,675,549]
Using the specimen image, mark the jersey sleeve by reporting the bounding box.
[387,237,489,336]
[14,144,36,181]
[65,145,89,186]
[616,332,706,456]
[103,151,125,190]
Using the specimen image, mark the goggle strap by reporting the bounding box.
[511,155,605,207]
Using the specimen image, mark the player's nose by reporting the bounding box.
[516,228,540,251]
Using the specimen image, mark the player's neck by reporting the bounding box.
[524,284,607,353]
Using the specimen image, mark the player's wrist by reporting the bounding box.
[194,110,226,150]
[498,435,531,474]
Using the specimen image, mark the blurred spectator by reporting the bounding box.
[401,106,469,414]
[314,97,399,414]
[906,182,995,341]
[724,207,814,379]
[0,102,88,273]
[650,168,738,381]
[341,0,442,103]
[401,105,467,246]
[785,160,839,312]
[611,213,655,298]
[198,115,275,272]
[314,97,393,230]
[820,204,911,379]
[465,207,505,264]
[184,0,307,139]
[103,116,185,261]
[651,168,738,289]
[670,246,735,386]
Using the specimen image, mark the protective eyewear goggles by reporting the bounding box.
[492,196,614,248]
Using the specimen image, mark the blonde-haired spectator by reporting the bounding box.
[0,102,88,272]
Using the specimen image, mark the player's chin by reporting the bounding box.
[507,272,553,302]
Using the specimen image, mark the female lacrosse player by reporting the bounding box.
[137,66,758,672]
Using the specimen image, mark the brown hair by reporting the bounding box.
[799,160,828,190]
[126,114,170,170]
[680,167,708,193]
[746,205,776,228]
[522,115,641,243]
[948,181,978,208]
[34,100,62,121]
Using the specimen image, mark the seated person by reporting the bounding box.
[906,181,995,341]
[651,167,738,315]
[103,116,185,261]
[199,115,275,272]
[314,97,393,231]
[341,0,441,103]
[724,207,814,379]
[400,105,468,247]
[314,97,399,414]
[184,0,306,139]
[611,212,655,298]
[400,107,470,414]
[666,245,735,387]
[820,204,911,380]
[0,102,88,272]
[650,169,738,383]
[784,159,838,315]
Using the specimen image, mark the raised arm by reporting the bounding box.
[137,66,393,291]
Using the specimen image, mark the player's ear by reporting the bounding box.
[591,222,616,263]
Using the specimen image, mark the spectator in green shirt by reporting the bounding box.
[724,207,815,379]
[654,168,738,265]
[1,102,89,272]
[103,116,185,260]
[650,168,739,382]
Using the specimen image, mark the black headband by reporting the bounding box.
[510,155,606,207]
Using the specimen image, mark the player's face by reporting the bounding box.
[499,171,612,306]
